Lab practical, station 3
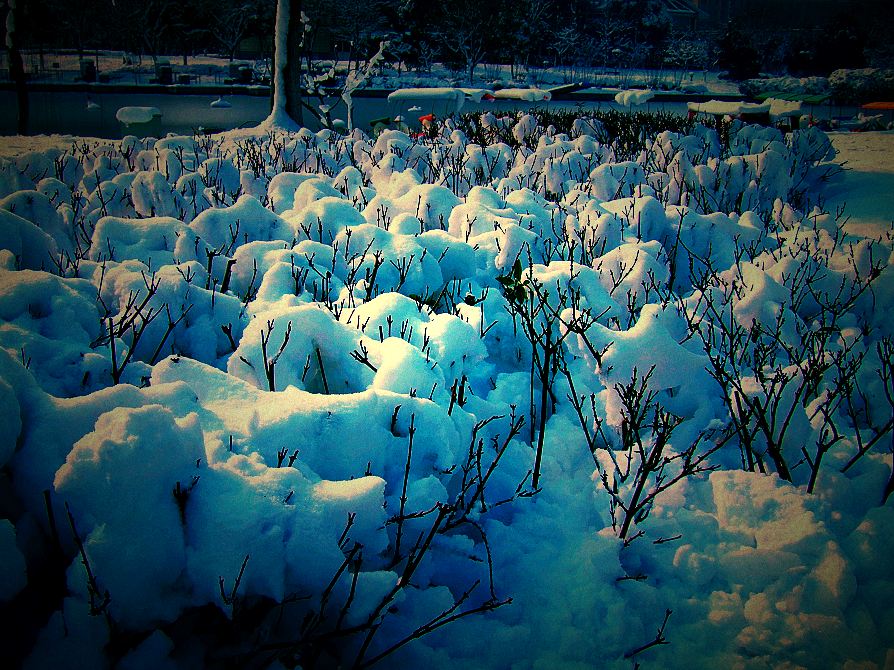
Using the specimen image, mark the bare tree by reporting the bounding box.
[211,0,262,62]
[551,25,579,79]
[437,0,490,84]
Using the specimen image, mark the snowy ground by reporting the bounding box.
[824,131,894,237]
[0,115,893,670]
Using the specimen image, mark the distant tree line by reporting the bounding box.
[15,0,276,64]
[716,4,894,80]
[7,0,894,79]
[11,0,678,71]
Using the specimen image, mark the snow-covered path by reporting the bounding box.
[826,131,894,237]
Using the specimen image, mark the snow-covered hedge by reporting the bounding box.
[0,112,892,669]
[739,75,831,99]
[829,68,894,103]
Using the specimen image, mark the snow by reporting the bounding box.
[824,131,894,237]
[190,193,289,247]
[0,112,892,670]
[54,404,204,627]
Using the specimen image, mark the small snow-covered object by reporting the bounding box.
[688,100,770,118]
[766,97,803,120]
[115,106,162,125]
[493,88,552,101]
[614,88,655,107]
[387,87,465,114]
[116,106,163,137]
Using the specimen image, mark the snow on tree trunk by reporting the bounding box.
[282,0,305,126]
[263,0,303,131]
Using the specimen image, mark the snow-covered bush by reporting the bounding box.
[1,109,892,669]
[829,67,894,103]
[740,75,831,99]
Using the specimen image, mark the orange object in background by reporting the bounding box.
[862,101,894,110]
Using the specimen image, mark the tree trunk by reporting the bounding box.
[6,0,28,135]
[281,0,304,125]
[10,49,28,135]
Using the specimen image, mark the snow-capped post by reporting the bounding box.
[5,0,28,134]
[342,39,389,132]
